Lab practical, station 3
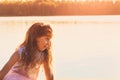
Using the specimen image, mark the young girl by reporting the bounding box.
[0,22,54,80]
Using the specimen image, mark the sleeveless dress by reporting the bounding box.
[3,46,45,80]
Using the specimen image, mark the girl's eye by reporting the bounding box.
[47,38,49,40]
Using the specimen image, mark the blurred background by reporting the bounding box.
[0,0,120,16]
[0,0,120,80]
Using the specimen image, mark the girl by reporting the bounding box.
[0,22,54,80]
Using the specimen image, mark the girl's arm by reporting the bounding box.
[42,60,54,80]
[0,50,20,80]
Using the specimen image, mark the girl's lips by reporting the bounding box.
[45,45,48,48]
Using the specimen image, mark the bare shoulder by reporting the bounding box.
[7,46,25,65]
[0,50,20,79]
[7,50,20,65]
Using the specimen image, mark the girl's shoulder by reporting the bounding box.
[18,46,25,55]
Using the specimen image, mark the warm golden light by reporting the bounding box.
[0,16,120,80]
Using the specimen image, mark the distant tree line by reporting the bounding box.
[0,1,120,16]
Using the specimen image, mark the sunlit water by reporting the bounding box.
[0,16,120,80]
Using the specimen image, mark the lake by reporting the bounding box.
[0,15,120,80]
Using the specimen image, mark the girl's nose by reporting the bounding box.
[45,40,50,45]
[45,40,48,44]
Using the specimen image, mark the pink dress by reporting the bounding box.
[3,46,45,80]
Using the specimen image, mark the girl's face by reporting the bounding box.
[36,36,51,52]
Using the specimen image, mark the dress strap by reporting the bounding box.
[18,46,25,59]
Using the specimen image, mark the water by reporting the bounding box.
[0,16,120,80]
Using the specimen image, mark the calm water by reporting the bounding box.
[0,16,120,80]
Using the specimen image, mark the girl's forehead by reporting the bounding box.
[43,33,52,38]
[41,36,49,38]
[37,35,51,39]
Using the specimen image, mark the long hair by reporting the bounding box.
[18,22,53,70]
